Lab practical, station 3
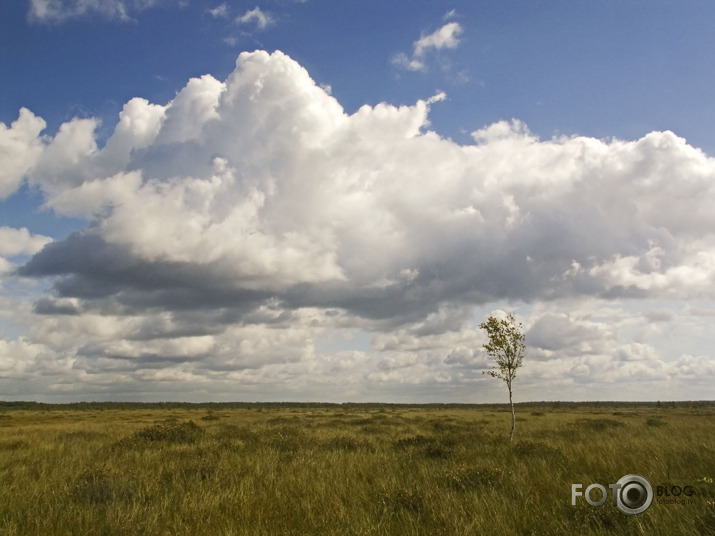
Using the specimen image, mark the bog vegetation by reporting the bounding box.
[0,401,713,535]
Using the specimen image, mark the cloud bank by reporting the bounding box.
[2,50,715,401]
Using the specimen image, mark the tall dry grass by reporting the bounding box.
[0,403,712,535]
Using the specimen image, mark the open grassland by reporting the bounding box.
[0,402,713,535]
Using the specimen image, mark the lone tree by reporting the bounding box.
[480,312,526,442]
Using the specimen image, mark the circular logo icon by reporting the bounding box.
[615,474,653,515]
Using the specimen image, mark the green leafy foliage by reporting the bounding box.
[479,312,526,385]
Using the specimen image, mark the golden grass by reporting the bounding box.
[0,403,713,535]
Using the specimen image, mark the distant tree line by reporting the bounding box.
[0,400,712,412]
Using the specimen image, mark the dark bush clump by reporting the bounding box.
[444,465,504,491]
[575,418,625,431]
[393,434,434,449]
[134,420,203,443]
[513,440,563,463]
[645,417,666,427]
[323,434,373,452]
[115,420,203,449]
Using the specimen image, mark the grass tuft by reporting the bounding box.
[380,487,425,515]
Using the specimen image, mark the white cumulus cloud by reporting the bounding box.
[394,20,463,72]
[414,21,463,58]
[0,227,52,258]
[2,50,715,401]
[0,109,46,199]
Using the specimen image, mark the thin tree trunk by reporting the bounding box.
[508,383,515,442]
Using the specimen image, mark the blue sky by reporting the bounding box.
[5,1,715,153]
[1,0,714,402]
